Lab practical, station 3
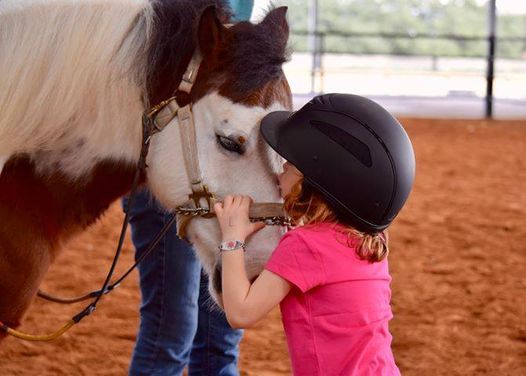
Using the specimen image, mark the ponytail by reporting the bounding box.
[284,178,390,263]
[354,231,389,263]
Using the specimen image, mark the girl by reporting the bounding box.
[214,93,415,375]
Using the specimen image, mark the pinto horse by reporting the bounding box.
[0,0,291,338]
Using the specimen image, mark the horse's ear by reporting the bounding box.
[260,6,289,45]
[198,5,226,57]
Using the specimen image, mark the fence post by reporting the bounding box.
[319,32,325,93]
[485,0,497,119]
[308,0,320,93]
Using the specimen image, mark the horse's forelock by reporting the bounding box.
[146,2,290,109]
[194,8,290,108]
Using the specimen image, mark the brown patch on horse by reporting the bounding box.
[0,156,141,329]
[219,74,292,109]
[0,156,140,246]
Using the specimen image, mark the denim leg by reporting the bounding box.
[188,271,244,376]
[125,190,201,376]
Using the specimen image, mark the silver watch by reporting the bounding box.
[218,240,246,252]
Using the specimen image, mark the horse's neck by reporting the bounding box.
[0,155,142,250]
[0,155,142,332]
[0,0,148,169]
[26,107,143,180]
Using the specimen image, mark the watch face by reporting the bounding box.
[219,240,245,251]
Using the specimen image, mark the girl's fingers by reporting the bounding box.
[221,194,254,216]
[251,221,266,233]
[214,202,223,213]
[242,195,252,204]
[240,196,252,213]
[223,195,234,208]
[232,195,243,207]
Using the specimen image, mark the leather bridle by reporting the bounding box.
[143,50,290,238]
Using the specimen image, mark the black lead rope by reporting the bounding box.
[1,112,176,341]
[75,111,184,324]
[37,113,175,307]
[70,113,156,323]
[37,212,179,305]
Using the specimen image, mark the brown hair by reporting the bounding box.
[284,178,389,263]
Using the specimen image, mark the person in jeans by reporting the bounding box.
[124,2,254,375]
[124,191,242,376]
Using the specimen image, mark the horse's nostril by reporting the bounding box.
[213,266,222,293]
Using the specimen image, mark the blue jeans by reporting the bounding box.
[123,190,243,376]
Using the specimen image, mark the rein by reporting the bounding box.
[1,50,290,341]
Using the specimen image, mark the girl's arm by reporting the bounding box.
[214,195,291,329]
[221,253,290,328]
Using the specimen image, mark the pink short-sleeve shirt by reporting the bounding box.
[265,223,400,376]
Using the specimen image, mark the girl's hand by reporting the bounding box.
[214,195,266,242]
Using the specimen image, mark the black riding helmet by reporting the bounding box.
[260,93,415,233]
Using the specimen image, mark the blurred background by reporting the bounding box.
[252,0,526,119]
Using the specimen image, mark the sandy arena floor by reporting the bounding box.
[0,118,525,375]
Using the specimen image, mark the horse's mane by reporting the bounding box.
[222,10,290,97]
[0,0,152,169]
[146,0,231,100]
[0,0,231,164]
[0,0,288,177]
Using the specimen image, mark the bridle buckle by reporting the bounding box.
[189,185,216,218]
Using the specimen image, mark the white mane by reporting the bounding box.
[0,0,154,177]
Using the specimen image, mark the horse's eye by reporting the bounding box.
[216,135,244,154]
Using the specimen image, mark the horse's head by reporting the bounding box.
[146,6,292,305]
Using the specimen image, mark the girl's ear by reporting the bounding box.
[198,6,226,57]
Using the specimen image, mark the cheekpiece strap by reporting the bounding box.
[148,51,203,134]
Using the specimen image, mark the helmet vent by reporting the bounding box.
[310,95,327,105]
[310,120,372,168]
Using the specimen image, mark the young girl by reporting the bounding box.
[214,93,415,375]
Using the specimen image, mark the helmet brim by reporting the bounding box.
[260,110,294,160]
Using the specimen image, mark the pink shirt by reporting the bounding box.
[265,223,400,376]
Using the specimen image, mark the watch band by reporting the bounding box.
[218,240,246,252]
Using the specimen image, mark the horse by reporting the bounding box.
[0,0,292,338]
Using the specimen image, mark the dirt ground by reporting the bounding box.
[0,118,525,375]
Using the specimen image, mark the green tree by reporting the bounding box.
[277,0,525,58]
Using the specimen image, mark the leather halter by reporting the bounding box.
[142,50,290,238]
